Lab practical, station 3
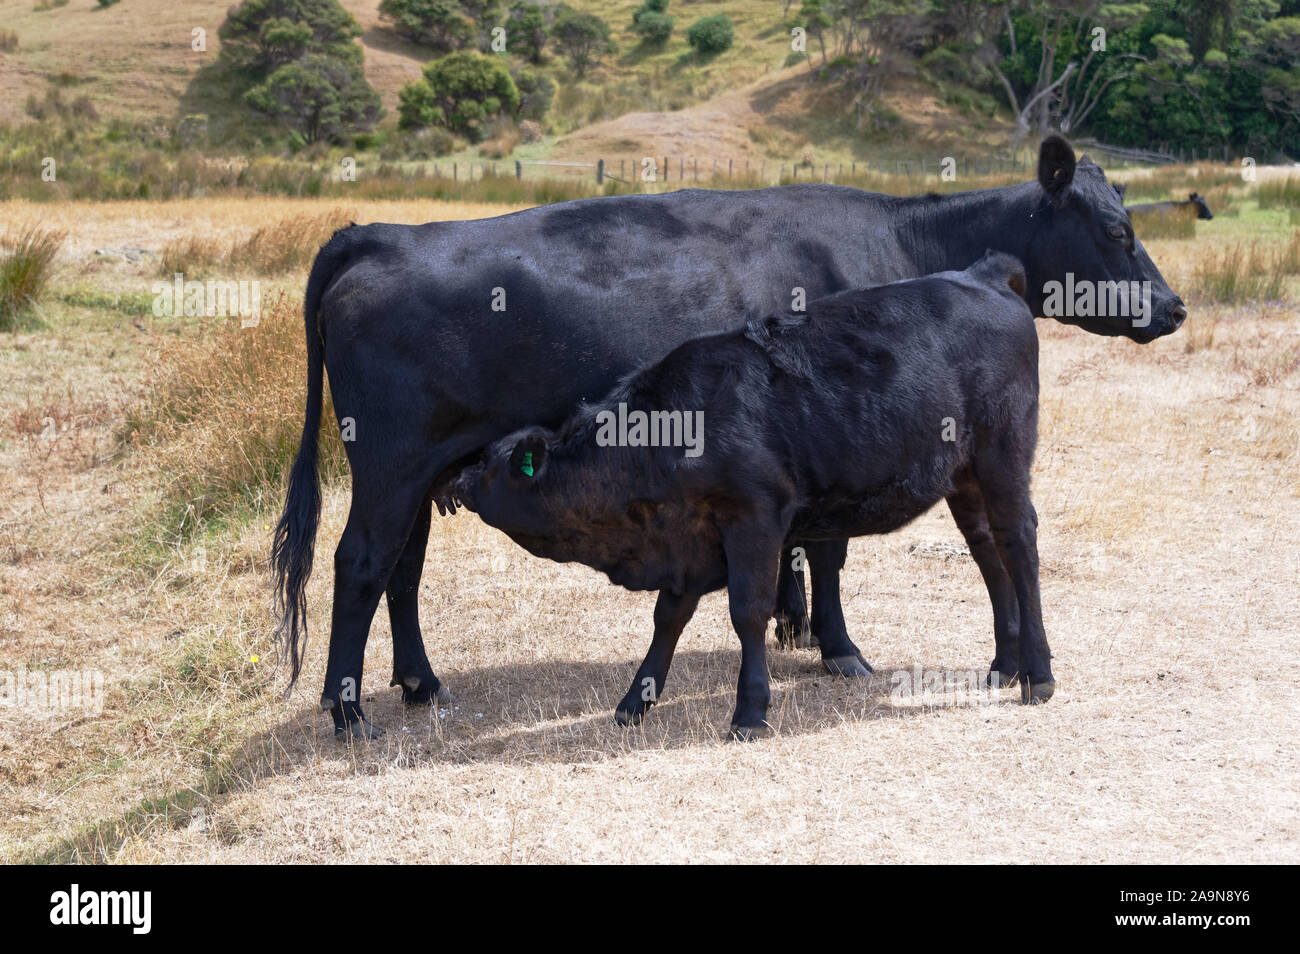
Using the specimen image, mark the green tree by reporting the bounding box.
[378,0,475,53]
[506,2,548,63]
[397,51,520,138]
[216,0,382,143]
[219,0,364,72]
[686,14,734,55]
[632,0,674,46]
[244,53,381,142]
[551,5,615,77]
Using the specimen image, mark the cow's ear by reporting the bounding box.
[1190,192,1199,200]
[509,435,547,482]
[1037,134,1076,206]
[1114,183,1127,202]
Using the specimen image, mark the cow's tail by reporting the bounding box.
[271,228,352,693]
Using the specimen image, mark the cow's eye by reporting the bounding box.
[1107,225,1127,241]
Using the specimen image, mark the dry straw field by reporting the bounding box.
[1,172,1297,863]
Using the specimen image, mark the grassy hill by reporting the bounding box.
[0,0,1011,166]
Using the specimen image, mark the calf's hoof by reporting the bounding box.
[986,669,1020,689]
[1020,678,1055,705]
[775,616,814,650]
[823,653,874,677]
[728,723,771,743]
[335,718,385,742]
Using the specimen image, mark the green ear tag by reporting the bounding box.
[520,451,534,477]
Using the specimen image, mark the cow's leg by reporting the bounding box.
[615,589,701,726]
[773,549,812,649]
[974,471,1054,704]
[946,475,1021,688]
[805,539,873,677]
[322,467,441,741]
[723,524,785,740]
[385,493,451,707]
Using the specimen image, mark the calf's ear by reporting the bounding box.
[509,435,547,481]
[1037,134,1076,206]
[1189,192,1199,200]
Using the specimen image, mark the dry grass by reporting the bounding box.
[1129,207,1197,241]
[1192,232,1300,304]
[123,293,348,542]
[1,195,1298,864]
[157,209,357,277]
[0,225,65,330]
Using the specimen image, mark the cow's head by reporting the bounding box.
[1022,135,1186,342]
[1189,192,1214,219]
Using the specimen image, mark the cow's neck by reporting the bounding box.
[894,183,1040,277]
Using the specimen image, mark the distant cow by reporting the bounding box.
[1126,192,1214,220]
[275,134,1186,740]
[455,252,1051,739]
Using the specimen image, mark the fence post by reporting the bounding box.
[694,157,699,181]
[515,160,522,180]
[729,158,733,178]
[596,158,604,185]
[453,163,457,182]
[760,159,766,182]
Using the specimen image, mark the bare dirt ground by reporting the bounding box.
[0,196,1297,864]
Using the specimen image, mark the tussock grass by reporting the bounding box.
[0,30,17,53]
[0,225,65,330]
[123,294,348,541]
[1192,237,1296,304]
[1259,176,1300,211]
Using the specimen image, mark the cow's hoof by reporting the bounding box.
[614,708,644,727]
[986,669,1020,689]
[1020,678,1055,705]
[728,724,771,742]
[335,718,385,742]
[823,653,873,677]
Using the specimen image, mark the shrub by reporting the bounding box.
[0,31,17,54]
[687,14,733,55]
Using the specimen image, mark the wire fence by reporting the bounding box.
[422,144,1207,188]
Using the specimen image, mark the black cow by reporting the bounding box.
[1126,192,1214,220]
[455,252,1047,738]
[273,135,1186,740]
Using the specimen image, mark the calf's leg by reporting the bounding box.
[723,525,786,739]
[615,589,701,726]
[385,494,452,707]
[805,540,873,677]
[946,476,1021,687]
[974,472,1054,704]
